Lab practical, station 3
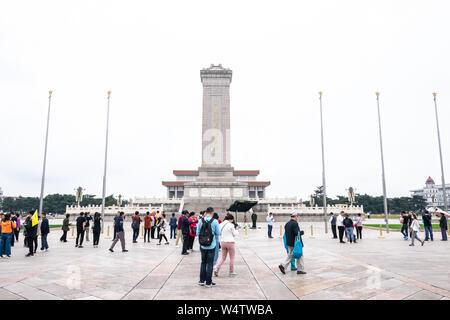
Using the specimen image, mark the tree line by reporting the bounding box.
[0,194,128,214]
[303,186,428,214]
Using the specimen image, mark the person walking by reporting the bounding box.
[24,211,38,257]
[109,212,128,252]
[267,212,274,238]
[437,211,448,241]
[175,212,184,247]
[409,213,424,246]
[75,212,86,248]
[151,212,156,239]
[131,211,142,243]
[422,210,433,241]
[157,213,169,245]
[181,211,191,255]
[328,212,337,239]
[112,211,120,241]
[355,213,363,240]
[251,211,257,229]
[84,212,92,242]
[278,212,306,275]
[40,212,50,251]
[196,207,221,287]
[400,211,410,240]
[92,212,102,247]
[144,212,152,243]
[343,214,356,243]
[0,213,16,258]
[169,213,177,239]
[60,214,70,242]
[214,213,238,276]
[156,212,162,239]
[13,213,20,244]
[188,213,198,252]
[337,211,346,243]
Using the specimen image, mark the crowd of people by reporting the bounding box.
[1,206,448,290]
[399,210,448,246]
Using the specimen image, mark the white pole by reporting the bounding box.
[101,91,111,233]
[376,92,389,233]
[432,93,448,212]
[319,91,328,233]
[39,90,53,215]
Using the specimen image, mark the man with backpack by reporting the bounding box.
[196,207,221,287]
[278,212,306,275]
[131,211,142,243]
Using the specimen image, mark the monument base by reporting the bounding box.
[183,181,249,214]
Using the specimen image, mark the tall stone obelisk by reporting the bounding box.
[197,64,235,181]
[183,64,248,212]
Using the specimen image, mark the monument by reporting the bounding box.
[162,64,270,213]
[67,65,364,221]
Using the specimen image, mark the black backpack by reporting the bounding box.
[198,218,214,246]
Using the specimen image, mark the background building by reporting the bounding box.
[410,176,450,208]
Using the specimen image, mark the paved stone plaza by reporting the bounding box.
[0,222,449,300]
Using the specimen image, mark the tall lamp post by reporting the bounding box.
[432,92,448,212]
[375,92,389,233]
[39,90,53,215]
[319,91,328,233]
[101,90,111,233]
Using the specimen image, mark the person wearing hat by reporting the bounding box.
[436,210,448,241]
[278,212,306,275]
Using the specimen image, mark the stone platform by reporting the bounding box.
[0,222,449,300]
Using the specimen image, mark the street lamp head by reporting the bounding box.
[375,92,380,98]
[49,90,53,97]
[319,91,323,98]
[107,90,111,98]
[432,92,437,98]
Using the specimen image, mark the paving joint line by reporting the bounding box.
[120,246,179,300]
[240,240,299,300]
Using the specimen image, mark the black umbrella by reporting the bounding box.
[227,200,258,225]
[227,200,258,212]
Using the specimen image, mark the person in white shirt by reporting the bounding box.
[336,211,345,243]
[354,213,364,240]
[214,213,239,276]
[409,213,424,246]
[267,212,274,238]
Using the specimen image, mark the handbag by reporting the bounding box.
[292,231,303,259]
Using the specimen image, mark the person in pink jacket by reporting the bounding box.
[188,212,198,253]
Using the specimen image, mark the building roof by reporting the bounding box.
[173,170,199,176]
[162,181,186,186]
[173,170,260,176]
[233,170,260,176]
[162,181,271,187]
[247,181,271,186]
[426,176,435,184]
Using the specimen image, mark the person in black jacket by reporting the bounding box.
[75,212,86,248]
[40,213,50,251]
[437,211,448,241]
[181,210,192,255]
[92,212,102,247]
[24,211,38,257]
[278,212,306,275]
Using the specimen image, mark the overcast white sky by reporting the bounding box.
[1,0,449,201]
